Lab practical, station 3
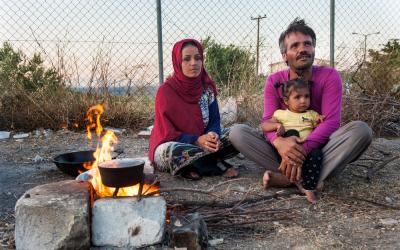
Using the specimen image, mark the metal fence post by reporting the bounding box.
[330,0,335,67]
[156,0,164,85]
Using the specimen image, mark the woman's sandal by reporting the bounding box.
[181,171,202,180]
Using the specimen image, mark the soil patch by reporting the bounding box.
[1,131,400,249]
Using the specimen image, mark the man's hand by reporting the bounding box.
[273,136,306,166]
[278,158,302,182]
[195,132,220,152]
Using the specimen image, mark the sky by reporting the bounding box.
[0,0,398,86]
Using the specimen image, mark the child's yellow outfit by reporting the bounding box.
[272,109,320,140]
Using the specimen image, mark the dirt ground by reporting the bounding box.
[1,129,400,249]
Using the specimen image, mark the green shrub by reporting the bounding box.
[0,42,62,92]
[202,37,263,96]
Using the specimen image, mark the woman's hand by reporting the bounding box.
[195,132,220,152]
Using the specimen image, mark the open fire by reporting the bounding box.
[84,104,158,197]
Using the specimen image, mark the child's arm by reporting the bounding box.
[260,117,285,136]
[316,115,325,124]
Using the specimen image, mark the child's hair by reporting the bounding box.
[282,78,311,98]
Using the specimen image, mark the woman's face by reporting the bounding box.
[181,45,202,78]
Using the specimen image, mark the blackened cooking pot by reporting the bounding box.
[53,150,122,177]
[98,158,145,188]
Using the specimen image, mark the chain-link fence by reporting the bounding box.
[0,0,399,131]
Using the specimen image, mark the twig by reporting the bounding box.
[358,157,384,161]
[206,215,294,228]
[370,145,392,156]
[145,187,220,198]
[349,163,370,168]
[367,155,400,180]
[168,189,301,208]
[146,178,250,198]
[211,177,250,190]
[330,193,400,210]
[142,177,160,195]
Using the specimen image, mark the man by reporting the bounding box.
[229,18,372,190]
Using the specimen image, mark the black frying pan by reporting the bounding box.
[53,150,122,177]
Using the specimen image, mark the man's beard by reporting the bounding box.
[294,55,314,73]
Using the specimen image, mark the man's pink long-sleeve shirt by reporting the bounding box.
[263,65,342,154]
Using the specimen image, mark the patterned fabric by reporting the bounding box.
[154,128,232,175]
[301,149,323,190]
[199,87,216,128]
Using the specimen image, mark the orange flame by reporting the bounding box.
[60,122,68,129]
[85,104,158,197]
[85,104,104,140]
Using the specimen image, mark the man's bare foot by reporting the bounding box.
[262,170,292,188]
[304,190,318,204]
[223,168,238,178]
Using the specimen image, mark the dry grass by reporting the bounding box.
[0,42,155,132]
[0,86,153,131]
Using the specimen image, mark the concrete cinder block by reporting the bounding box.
[15,180,92,250]
[92,196,166,248]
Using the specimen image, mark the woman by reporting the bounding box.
[148,38,238,180]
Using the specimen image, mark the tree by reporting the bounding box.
[352,39,400,97]
[0,42,62,92]
[202,37,261,95]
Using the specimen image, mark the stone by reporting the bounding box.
[379,218,398,226]
[92,196,166,248]
[15,180,92,250]
[170,212,208,250]
[385,196,394,203]
[0,131,10,140]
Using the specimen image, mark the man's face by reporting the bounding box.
[282,32,315,71]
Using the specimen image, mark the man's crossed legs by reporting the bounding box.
[229,121,372,192]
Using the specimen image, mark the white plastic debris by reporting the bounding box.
[33,155,44,163]
[104,127,123,134]
[0,131,11,140]
[137,125,153,138]
[43,129,53,137]
[33,129,42,138]
[219,97,238,126]
[208,238,224,246]
[13,133,30,139]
